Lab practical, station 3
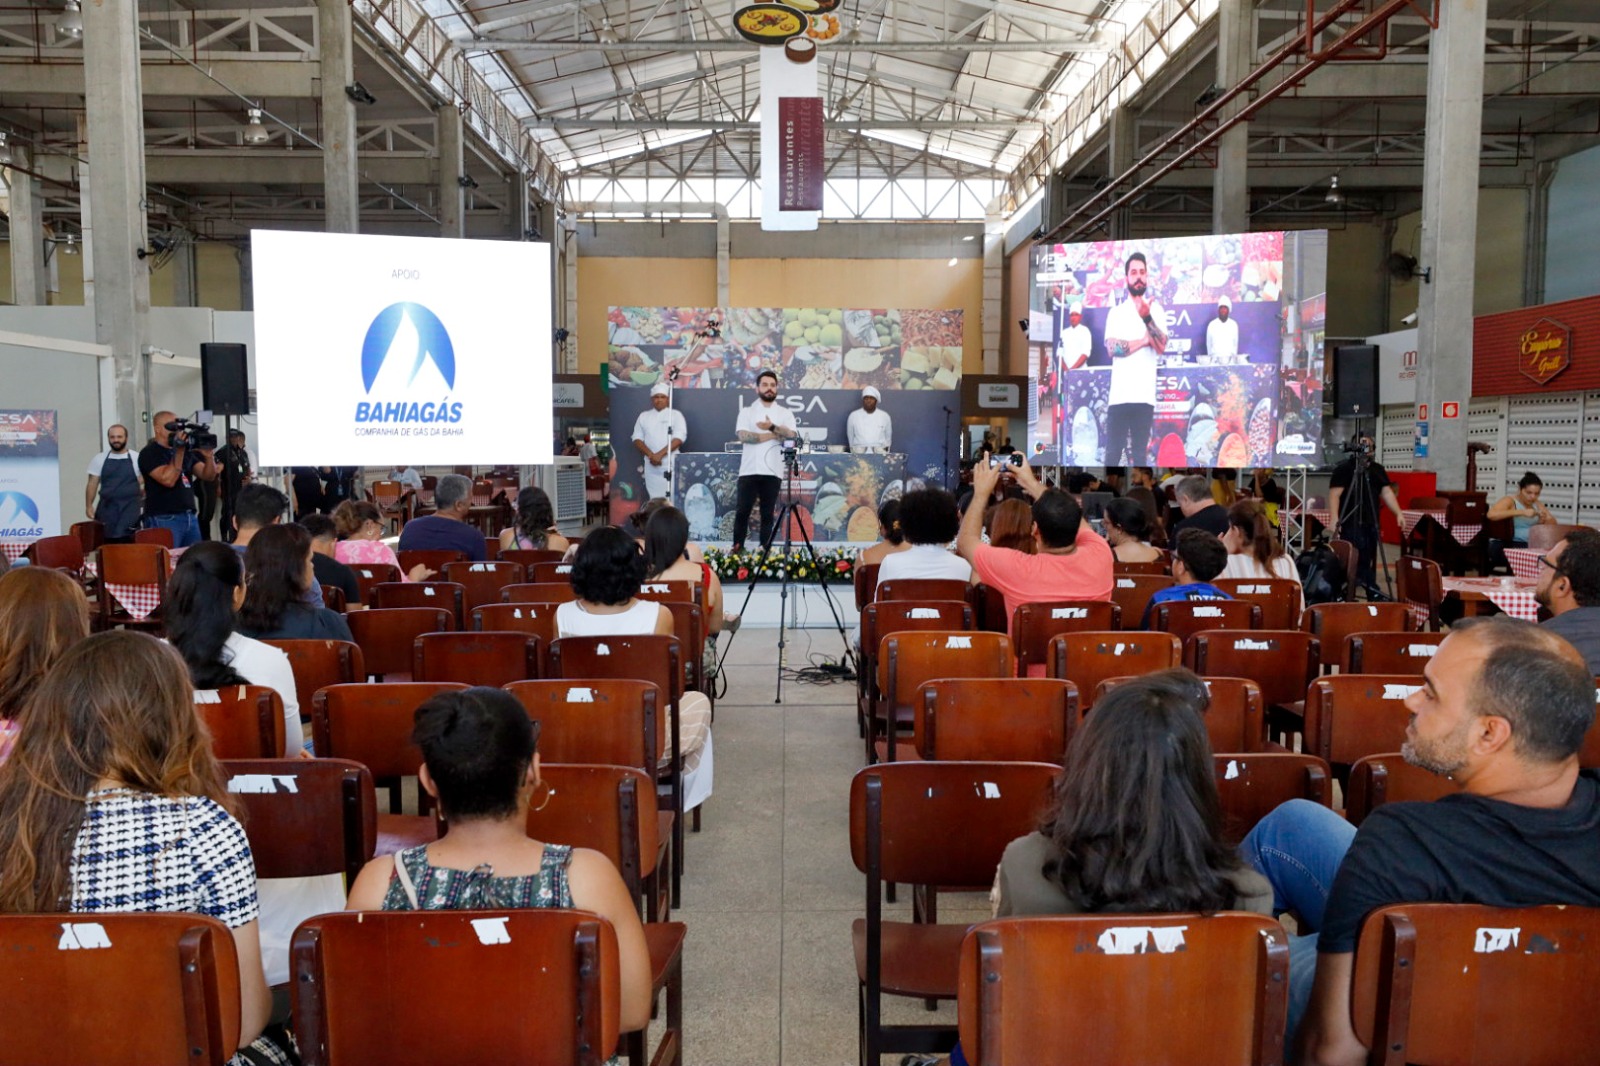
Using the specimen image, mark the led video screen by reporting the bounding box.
[251,230,553,467]
[1028,230,1326,467]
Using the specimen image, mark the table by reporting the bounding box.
[1400,509,1482,546]
[1439,576,1541,625]
[84,546,183,622]
[0,540,30,563]
[1504,547,1543,581]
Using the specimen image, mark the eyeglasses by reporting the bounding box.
[1538,554,1564,577]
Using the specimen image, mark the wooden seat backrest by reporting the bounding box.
[134,526,174,548]
[1110,573,1175,630]
[440,560,526,611]
[504,678,662,772]
[396,548,467,575]
[1153,600,1261,646]
[1213,577,1302,630]
[1303,674,1425,767]
[1187,630,1319,708]
[530,560,575,583]
[1046,631,1181,711]
[522,763,661,897]
[413,631,541,686]
[500,548,568,568]
[1011,601,1122,676]
[221,757,377,883]
[347,562,402,602]
[348,607,454,678]
[854,562,880,610]
[311,682,468,778]
[1303,602,1411,668]
[1344,631,1446,675]
[636,580,696,604]
[877,578,970,603]
[878,630,1013,722]
[502,582,577,604]
[918,678,1078,763]
[1396,556,1444,631]
[261,638,366,713]
[1097,674,1268,754]
[371,581,467,627]
[1344,753,1461,827]
[99,542,168,584]
[196,685,285,759]
[30,534,84,571]
[1212,752,1332,843]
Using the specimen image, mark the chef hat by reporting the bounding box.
[650,382,671,397]
[861,386,881,401]
[1218,295,1232,310]
[1068,302,1082,316]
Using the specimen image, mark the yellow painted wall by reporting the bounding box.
[1387,187,1527,330]
[577,256,984,375]
[0,239,241,308]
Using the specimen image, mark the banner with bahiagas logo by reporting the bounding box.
[0,410,61,554]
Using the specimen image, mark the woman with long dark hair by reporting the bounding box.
[1488,471,1555,547]
[1221,499,1303,609]
[643,505,724,635]
[238,523,353,642]
[0,567,90,763]
[1102,497,1163,564]
[498,486,571,554]
[0,630,285,1061]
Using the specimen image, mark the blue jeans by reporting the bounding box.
[144,511,201,548]
[1240,799,1357,1043]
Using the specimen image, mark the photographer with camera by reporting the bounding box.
[137,410,219,548]
[1328,433,1405,600]
[731,369,797,552]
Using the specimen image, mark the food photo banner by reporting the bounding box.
[607,305,965,542]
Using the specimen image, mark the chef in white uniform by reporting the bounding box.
[1205,295,1240,365]
[847,386,893,453]
[1057,302,1092,378]
[631,381,687,501]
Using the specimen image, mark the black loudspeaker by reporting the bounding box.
[1332,344,1379,418]
[200,343,250,415]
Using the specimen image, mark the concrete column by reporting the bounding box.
[170,230,198,306]
[438,105,465,238]
[7,149,47,305]
[237,243,254,311]
[1414,0,1487,491]
[1212,0,1251,234]
[77,115,93,305]
[319,0,360,233]
[82,0,151,433]
[1107,106,1136,239]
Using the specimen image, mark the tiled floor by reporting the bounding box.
[667,623,984,1066]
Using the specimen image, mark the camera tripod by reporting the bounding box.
[1341,424,1393,601]
[722,455,858,703]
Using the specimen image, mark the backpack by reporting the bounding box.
[1297,542,1348,605]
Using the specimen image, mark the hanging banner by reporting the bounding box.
[778,97,824,211]
[760,47,820,231]
[0,409,62,559]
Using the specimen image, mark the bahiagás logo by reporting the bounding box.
[355,302,463,425]
[0,491,44,538]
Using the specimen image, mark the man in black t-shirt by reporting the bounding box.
[1326,435,1405,598]
[138,410,219,548]
[300,513,363,608]
[1241,617,1600,1065]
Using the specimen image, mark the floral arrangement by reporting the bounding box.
[704,546,857,584]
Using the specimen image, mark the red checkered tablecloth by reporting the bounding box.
[0,540,30,563]
[103,583,163,621]
[1288,508,1331,527]
[1400,509,1481,545]
[1443,577,1541,622]
[1504,548,1542,581]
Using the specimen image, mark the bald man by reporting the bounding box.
[137,411,218,547]
[85,424,143,542]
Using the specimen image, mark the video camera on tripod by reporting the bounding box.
[780,436,802,475]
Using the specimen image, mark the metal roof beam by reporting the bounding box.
[465,37,1105,53]
[528,117,1023,129]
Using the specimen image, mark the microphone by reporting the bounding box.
[669,365,681,381]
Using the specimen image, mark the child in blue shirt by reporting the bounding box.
[1142,528,1233,628]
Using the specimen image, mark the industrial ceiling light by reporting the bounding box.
[62,234,79,255]
[344,82,377,106]
[0,132,12,166]
[57,0,83,40]
[597,18,619,43]
[242,108,271,145]
[1324,175,1345,206]
[457,174,480,189]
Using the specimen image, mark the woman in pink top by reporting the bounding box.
[331,500,434,581]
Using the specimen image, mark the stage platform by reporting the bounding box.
[727,579,860,630]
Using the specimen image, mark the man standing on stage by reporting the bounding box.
[632,381,686,501]
[732,368,797,551]
[847,386,892,454]
[1102,251,1168,466]
[1205,295,1239,365]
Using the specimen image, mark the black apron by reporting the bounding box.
[94,454,142,539]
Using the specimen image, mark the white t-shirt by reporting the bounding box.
[556,597,663,637]
[215,631,302,757]
[1221,551,1303,611]
[847,407,893,451]
[1103,295,1166,406]
[1058,322,1092,371]
[1206,316,1240,361]
[388,468,423,492]
[735,399,797,479]
[875,544,972,596]
[86,449,137,477]
[632,406,687,455]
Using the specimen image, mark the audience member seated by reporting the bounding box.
[985,498,1037,556]
[877,487,972,596]
[233,482,323,608]
[0,567,90,764]
[557,525,713,810]
[1103,496,1163,564]
[344,686,651,1033]
[0,630,286,1060]
[397,473,485,561]
[300,514,363,608]
[855,499,910,567]
[332,500,433,582]
[956,458,1113,634]
[1142,529,1232,627]
[1488,471,1556,547]
[1536,527,1600,672]
[643,505,727,636]
[498,486,571,555]
[1171,474,1229,536]
[1241,617,1600,1063]
[387,464,424,498]
[238,524,353,642]
[1221,500,1304,610]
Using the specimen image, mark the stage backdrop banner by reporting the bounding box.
[607,306,964,540]
[0,409,62,546]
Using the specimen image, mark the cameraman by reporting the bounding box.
[1327,433,1404,599]
[138,410,219,548]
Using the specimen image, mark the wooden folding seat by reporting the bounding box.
[917,678,1078,763]
[221,757,377,885]
[347,561,401,603]
[196,685,286,759]
[1303,674,1426,776]
[292,909,626,1066]
[1215,577,1302,630]
[70,519,104,553]
[503,581,578,604]
[1343,630,1446,675]
[370,580,466,628]
[1,912,242,1065]
[348,606,453,681]
[1303,601,1411,672]
[1011,600,1121,677]
[1352,904,1600,1066]
[506,679,663,782]
[1112,558,1169,576]
[850,761,1059,1066]
[320,584,347,612]
[261,638,365,717]
[94,543,169,631]
[1186,630,1319,733]
[1213,751,1333,844]
[1153,599,1261,647]
[874,630,1012,762]
[311,681,468,854]
[396,548,466,575]
[472,602,559,673]
[968,583,1009,633]
[636,580,697,604]
[369,480,410,531]
[1046,631,1181,712]
[413,631,541,687]
[531,560,575,583]
[482,536,500,560]
[1096,675,1269,754]
[29,533,85,576]
[857,600,974,737]
[1110,573,1174,630]
[500,547,567,569]
[877,578,970,603]
[1396,554,1445,632]
[441,559,525,611]
[957,913,1289,1065]
[134,526,174,548]
[1328,539,1359,599]
[854,562,880,610]
[1344,753,1460,826]
[657,600,709,696]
